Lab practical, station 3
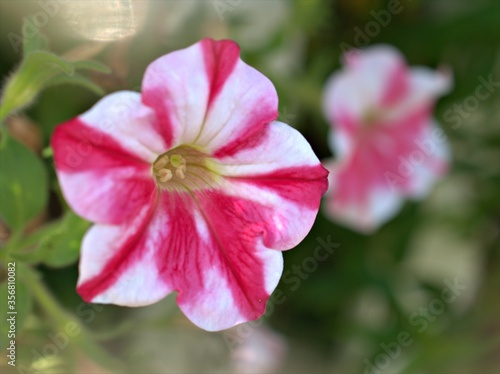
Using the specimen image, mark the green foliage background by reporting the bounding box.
[0,0,499,373]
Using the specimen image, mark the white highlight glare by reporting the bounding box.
[62,0,148,42]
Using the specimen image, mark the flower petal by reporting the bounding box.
[76,194,170,306]
[324,157,403,233]
[402,122,450,198]
[322,129,411,232]
[217,121,324,174]
[52,94,159,225]
[323,45,408,131]
[215,121,328,249]
[327,97,432,169]
[390,67,452,119]
[77,191,284,331]
[216,176,326,250]
[322,45,452,232]
[323,120,449,232]
[328,127,353,160]
[74,91,166,162]
[141,38,278,154]
[179,191,284,330]
[198,44,278,156]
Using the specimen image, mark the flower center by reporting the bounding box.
[152,145,220,192]
[363,109,379,127]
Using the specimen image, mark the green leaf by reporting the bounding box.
[0,51,74,122]
[0,133,48,232]
[0,273,33,350]
[39,212,89,267]
[73,60,112,74]
[8,220,60,263]
[46,73,106,96]
[11,211,90,267]
[0,36,111,122]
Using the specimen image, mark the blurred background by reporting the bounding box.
[0,0,499,373]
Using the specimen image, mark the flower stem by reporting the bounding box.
[19,263,70,322]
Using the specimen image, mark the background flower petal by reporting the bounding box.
[392,67,453,118]
[324,158,403,233]
[401,122,451,198]
[323,45,408,131]
[323,120,449,232]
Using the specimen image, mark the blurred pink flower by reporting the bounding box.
[52,39,328,331]
[322,45,452,233]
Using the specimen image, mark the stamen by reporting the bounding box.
[157,168,173,182]
[155,156,169,169]
[152,146,221,191]
[176,166,186,180]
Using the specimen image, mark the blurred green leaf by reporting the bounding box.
[73,60,111,74]
[0,19,110,122]
[0,51,74,122]
[39,213,89,267]
[46,74,105,96]
[12,211,89,267]
[0,275,33,350]
[0,134,48,232]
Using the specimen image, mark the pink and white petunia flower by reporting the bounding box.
[322,45,452,233]
[52,39,328,331]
